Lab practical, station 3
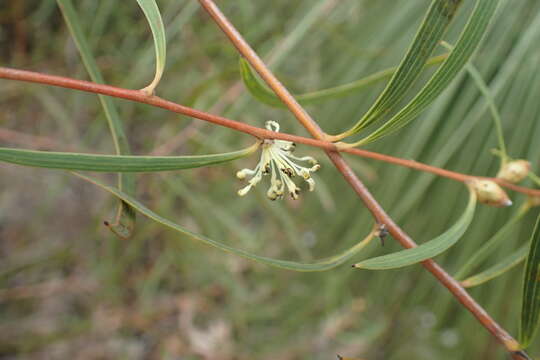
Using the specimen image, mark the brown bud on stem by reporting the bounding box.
[496,160,530,184]
[468,179,512,207]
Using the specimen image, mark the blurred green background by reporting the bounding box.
[1,0,540,359]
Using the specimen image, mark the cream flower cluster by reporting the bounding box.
[236,121,320,200]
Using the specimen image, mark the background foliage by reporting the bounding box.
[1,0,539,359]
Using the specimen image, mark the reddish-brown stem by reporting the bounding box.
[196,0,525,358]
[192,1,327,140]
[1,66,539,202]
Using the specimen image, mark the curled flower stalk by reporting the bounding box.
[236,121,320,200]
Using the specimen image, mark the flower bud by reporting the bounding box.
[496,160,530,184]
[469,179,512,207]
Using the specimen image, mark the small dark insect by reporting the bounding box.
[376,223,389,246]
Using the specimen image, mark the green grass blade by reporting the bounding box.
[57,0,136,238]
[520,212,540,348]
[0,144,258,172]
[455,203,531,280]
[136,0,167,95]
[461,244,528,288]
[353,0,499,146]
[239,55,448,107]
[72,173,375,272]
[340,0,463,138]
[354,187,476,270]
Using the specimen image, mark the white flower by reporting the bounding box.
[236,121,320,200]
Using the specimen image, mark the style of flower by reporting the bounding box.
[236,121,320,200]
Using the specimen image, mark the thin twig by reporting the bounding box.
[1,66,538,199]
[196,0,525,357]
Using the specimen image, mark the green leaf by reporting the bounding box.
[528,171,540,188]
[72,173,375,272]
[354,187,476,270]
[352,0,500,146]
[136,0,167,95]
[520,212,540,348]
[455,203,531,280]
[462,56,508,160]
[461,244,528,288]
[0,144,259,172]
[239,54,448,108]
[340,0,463,138]
[440,41,507,161]
[57,0,136,238]
[239,58,283,107]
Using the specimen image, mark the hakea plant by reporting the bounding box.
[3,0,540,359]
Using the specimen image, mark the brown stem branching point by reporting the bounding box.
[196,0,525,358]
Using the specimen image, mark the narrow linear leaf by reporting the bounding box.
[461,244,528,288]
[520,212,540,348]
[455,203,530,280]
[0,144,259,172]
[72,173,375,272]
[354,187,476,270]
[353,0,499,146]
[57,0,136,237]
[239,54,448,107]
[527,171,540,188]
[239,58,283,107]
[441,41,508,159]
[136,0,167,95]
[341,0,463,137]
